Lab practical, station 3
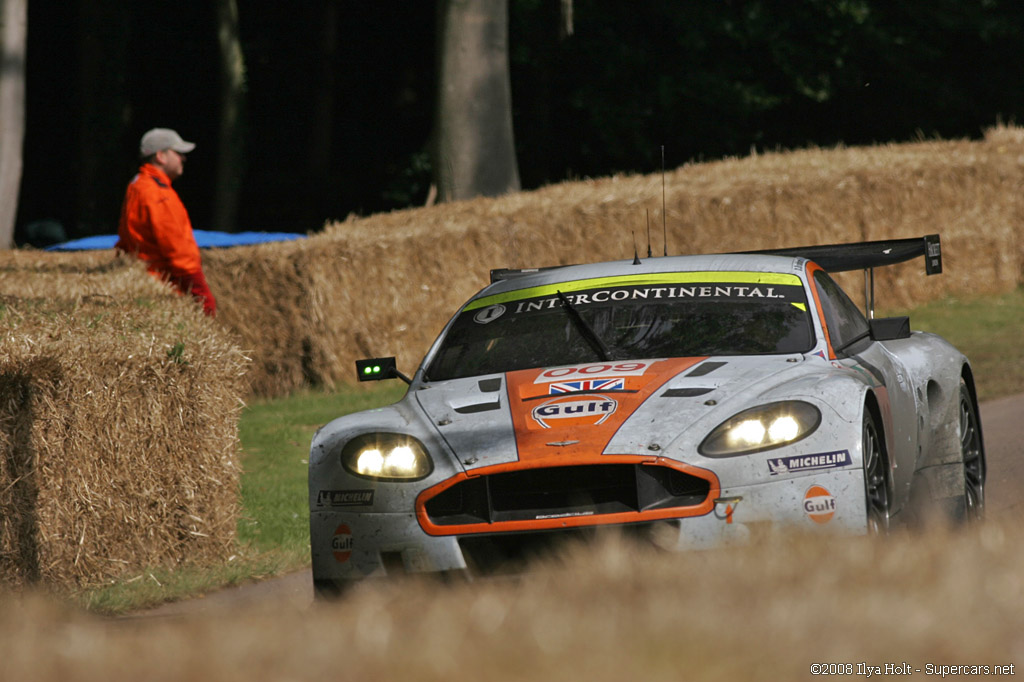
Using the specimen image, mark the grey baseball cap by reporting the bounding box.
[139,128,196,157]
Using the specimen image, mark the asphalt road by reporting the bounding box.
[978,393,1024,517]
[135,394,1024,619]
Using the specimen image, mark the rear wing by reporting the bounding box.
[744,234,941,319]
[747,234,941,275]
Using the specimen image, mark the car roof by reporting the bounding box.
[480,253,807,298]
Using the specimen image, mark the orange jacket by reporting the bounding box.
[116,164,202,277]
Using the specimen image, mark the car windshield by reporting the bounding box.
[425,272,815,381]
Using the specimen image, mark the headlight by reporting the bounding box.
[699,401,821,457]
[341,433,433,480]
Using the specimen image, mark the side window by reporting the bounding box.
[813,270,869,353]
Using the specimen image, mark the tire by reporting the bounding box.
[863,408,891,534]
[958,379,986,522]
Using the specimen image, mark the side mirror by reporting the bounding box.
[869,316,911,341]
[355,357,411,384]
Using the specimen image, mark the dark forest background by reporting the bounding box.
[14,0,1024,246]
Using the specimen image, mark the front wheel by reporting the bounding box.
[863,409,891,534]
[958,379,986,522]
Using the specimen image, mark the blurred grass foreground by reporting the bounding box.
[2,522,1021,682]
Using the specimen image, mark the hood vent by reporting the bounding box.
[454,400,501,414]
[478,378,502,392]
[685,361,728,377]
[661,387,714,398]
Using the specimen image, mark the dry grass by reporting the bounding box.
[0,266,249,588]
[0,522,1019,681]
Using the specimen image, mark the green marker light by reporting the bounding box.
[356,357,398,382]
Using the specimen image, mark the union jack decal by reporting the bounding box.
[549,378,625,394]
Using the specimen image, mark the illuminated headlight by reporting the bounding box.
[699,401,821,457]
[341,433,433,480]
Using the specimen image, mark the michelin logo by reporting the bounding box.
[317,489,375,507]
[768,450,851,476]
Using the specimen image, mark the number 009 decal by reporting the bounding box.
[534,362,652,384]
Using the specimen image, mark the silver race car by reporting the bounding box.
[309,235,985,595]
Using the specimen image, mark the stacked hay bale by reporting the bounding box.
[5,132,1024,403]
[0,255,248,588]
[201,132,1024,398]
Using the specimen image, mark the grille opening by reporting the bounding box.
[424,464,711,527]
[637,464,712,510]
[425,477,489,525]
[489,465,638,520]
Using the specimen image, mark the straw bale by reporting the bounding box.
[0,293,249,588]
[5,131,1024,399]
[219,133,1021,397]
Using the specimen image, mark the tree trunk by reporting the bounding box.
[560,0,574,39]
[213,0,246,232]
[434,0,520,202]
[0,0,27,249]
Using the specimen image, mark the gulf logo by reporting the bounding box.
[531,394,618,428]
[803,485,836,524]
[332,523,353,563]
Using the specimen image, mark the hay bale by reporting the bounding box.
[204,133,1024,397]
[6,132,1024,399]
[0,293,249,588]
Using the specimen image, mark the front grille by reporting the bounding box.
[423,463,711,527]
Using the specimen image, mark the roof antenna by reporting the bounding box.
[661,145,668,256]
[646,209,652,258]
[632,231,641,265]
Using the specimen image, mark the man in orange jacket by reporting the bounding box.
[116,128,217,316]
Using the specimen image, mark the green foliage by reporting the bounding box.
[236,382,407,555]
[509,0,1024,186]
[883,287,1024,402]
[382,149,433,207]
[78,552,294,616]
[21,1,1024,239]
[166,341,187,364]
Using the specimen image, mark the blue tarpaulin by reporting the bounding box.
[46,229,306,251]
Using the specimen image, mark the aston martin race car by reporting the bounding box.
[309,234,985,595]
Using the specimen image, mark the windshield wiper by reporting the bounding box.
[557,290,613,361]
